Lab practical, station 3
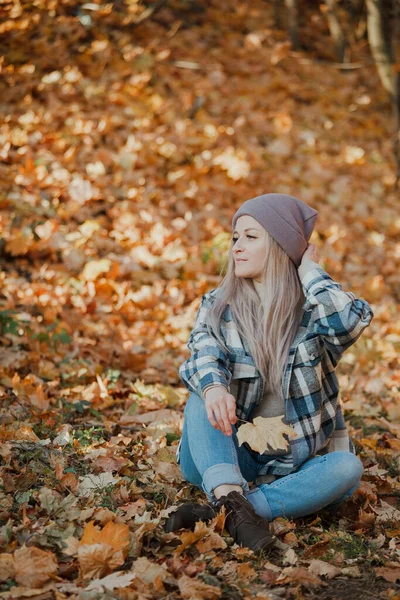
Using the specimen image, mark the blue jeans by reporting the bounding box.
[178,392,363,521]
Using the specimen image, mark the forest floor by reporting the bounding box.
[0,0,399,598]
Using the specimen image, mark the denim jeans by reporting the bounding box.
[178,392,363,521]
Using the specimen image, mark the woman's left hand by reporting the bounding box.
[301,243,320,264]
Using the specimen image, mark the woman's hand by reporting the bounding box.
[204,386,237,436]
[301,243,320,264]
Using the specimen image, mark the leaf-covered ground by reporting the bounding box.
[0,1,399,598]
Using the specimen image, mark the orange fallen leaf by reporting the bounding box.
[11,373,50,410]
[79,521,130,554]
[196,532,227,553]
[78,521,130,579]
[0,424,40,442]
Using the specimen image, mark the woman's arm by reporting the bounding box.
[178,293,232,400]
[298,247,374,360]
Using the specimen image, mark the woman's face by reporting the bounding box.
[232,215,267,282]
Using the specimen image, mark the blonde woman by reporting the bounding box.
[166,193,373,553]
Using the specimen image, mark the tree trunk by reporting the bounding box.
[392,0,400,189]
[285,0,299,50]
[274,0,282,29]
[366,0,395,98]
[324,0,347,62]
[393,71,400,190]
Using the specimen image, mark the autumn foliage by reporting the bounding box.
[0,0,399,598]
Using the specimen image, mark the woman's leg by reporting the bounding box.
[244,451,364,521]
[178,392,259,503]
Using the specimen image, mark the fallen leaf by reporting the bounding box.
[237,416,296,453]
[308,559,341,579]
[178,573,222,599]
[196,532,227,553]
[276,566,323,589]
[282,547,298,566]
[131,556,169,584]
[78,543,125,580]
[375,562,400,583]
[78,472,121,497]
[0,553,15,582]
[77,521,130,579]
[85,571,137,592]
[14,545,58,588]
[80,521,130,553]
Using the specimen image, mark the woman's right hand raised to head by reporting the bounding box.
[203,386,237,436]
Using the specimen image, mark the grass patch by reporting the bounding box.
[329,531,372,559]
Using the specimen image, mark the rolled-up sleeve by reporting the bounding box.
[178,293,231,400]
[328,400,356,454]
[298,261,374,360]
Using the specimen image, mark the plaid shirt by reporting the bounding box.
[177,262,374,477]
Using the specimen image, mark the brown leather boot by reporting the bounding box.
[215,490,277,553]
[164,503,216,532]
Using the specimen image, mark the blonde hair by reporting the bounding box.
[206,231,305,400]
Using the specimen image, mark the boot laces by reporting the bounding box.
[218,492,254,527]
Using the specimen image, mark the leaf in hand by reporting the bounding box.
[237,416,296,453]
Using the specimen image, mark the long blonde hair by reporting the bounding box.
[207,231,305,400]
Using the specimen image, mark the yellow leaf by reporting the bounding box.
[82,259,112,281]
[237,416,297,454]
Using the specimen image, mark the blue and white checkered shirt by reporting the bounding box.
[177,261,374,478]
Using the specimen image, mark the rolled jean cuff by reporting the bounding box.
[245,487,273,521]
[201,463,250,503]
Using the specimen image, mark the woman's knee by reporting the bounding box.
[180,462,202,487]
[185,392,207,419]
[327,451,364,487]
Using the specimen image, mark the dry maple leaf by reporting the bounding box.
[178,573,222,600]
[78,521,130,579]
[14,545,58,588]
[237,416,296,453]
[78,543,125,580]
[175,520,213,555]
[79,521,130,553]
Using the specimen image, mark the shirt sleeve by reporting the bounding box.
[178,293,231,400]
[325,399,356,454]
[298,259,374,360]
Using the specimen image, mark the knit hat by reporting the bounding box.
[231,193,318,268]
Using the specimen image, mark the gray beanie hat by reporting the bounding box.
[231,193,318,268]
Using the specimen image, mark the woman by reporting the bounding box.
[166,193,374,553]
